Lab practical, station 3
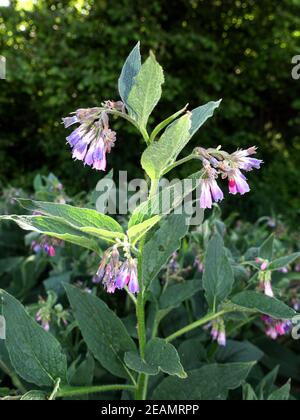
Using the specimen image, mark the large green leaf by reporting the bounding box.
[0,215,100,253]
[190,100,222,137]
[125,338,187,378]
[259,234,274,260]
[127,52,164,129]
[216,340,264,363]
[127,215,161,246]
[142,213,190,288]
[141,113,191,180]
[230,291,297,320]
[128,170,204,227]
[0,290,67,387]
[151,362,254,400]
[159,279,202,310]
[118,42,141,116]
[17,199,125,241]
[203,234,234,308]
[268,381,291,401]
[65,284,136,379]
[269,253,300,271]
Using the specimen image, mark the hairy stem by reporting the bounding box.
[165,310,228,342]
[57,384,136,398]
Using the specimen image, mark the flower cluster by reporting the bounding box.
[196,146,263,209]
[194,255,205,273]
[35,293,69,331]
[262,316,292,340]
[62,101,125,171]
[256,258,274,297]
[210,319,226,347]
[31,236,64,257]
[93,245,139,294]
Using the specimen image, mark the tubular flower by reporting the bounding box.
[63,103,123,171]
[95,247,139,295]
[195,145,262,208]
[256,259,274,297]
[210,319,227,347]
[199,165,224,209]
[262,316,292,340]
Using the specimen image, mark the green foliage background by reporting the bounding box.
[0,0,300,221]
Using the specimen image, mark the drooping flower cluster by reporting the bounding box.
[31,236,64,257]
[63,101,125,172]
[35,294,69,331]
[262,316,292,340]
[93,245,139,294]
[194,255,205,273]
[256,258,274,297]
[196,146,263,209]
[210,319,227,347]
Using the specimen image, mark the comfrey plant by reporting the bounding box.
[0,44,298,401]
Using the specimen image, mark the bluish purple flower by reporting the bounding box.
[228,170,250,195]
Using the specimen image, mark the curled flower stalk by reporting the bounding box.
[262,316,292,340]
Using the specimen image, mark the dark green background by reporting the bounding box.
[0,0,300,221]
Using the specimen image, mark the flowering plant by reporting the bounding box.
[0,44,298,401]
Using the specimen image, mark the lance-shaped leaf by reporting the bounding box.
[190,100,222,137]
[151,362,254,400]
[0,215,100,254]
[268,253,300,271]
[125,338,187,378]
[0,289,67,387]
[142,213,190,288]
[230,291,297,320]
[127,52,164,129]
[118,42,141,116]
[142,113,191,180]
[128,170,204,227]
[203,234,235,308]
[127,215,161,246]
[17,199,125,242]
[65,284,136,379]
[259,234,275,261]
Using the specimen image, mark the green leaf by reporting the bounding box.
[190,100,222,137]
[268,381,291,401]
[269,253,300,271]
[141,113,191,180]
[20,390,48,400]
[129,170,203,227]
[17,199,125,242]
[118,42,141,116]
[231,291,297,320]
[216,340,264,363]
[159,279,202,310]
[150,104,188,142]
[0,215,100,253]
[142,213,190,288]
[64,284,136,379]
[203,234,234,308]
[127,52,164,129]
[243,383,258,401]
[127,215,161,246]
[125,338,187,378]
[67,353,95,387]
[259,234,274,260]
[151,362,254,400]
[0,289,67,387]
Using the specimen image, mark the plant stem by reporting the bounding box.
[149,179,159,197]
[57,384,136,398]
[0,360,27,394]
[135,237,148,400]
[162,154,200,176]
[165,310,228,342]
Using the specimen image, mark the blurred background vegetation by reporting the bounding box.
[0,0,299,222]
